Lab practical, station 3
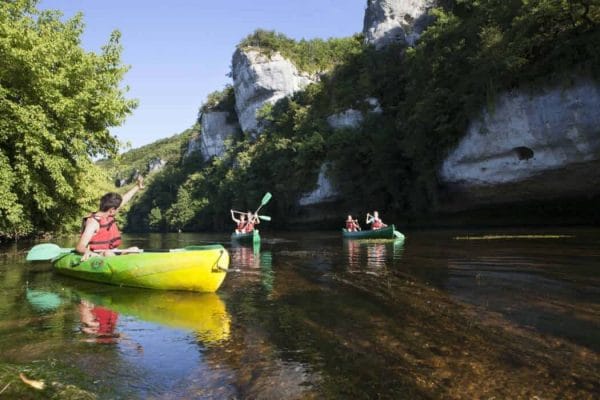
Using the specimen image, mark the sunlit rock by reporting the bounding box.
[363,0,436,48]
[299,163,340,206]
[327,109,364,130]
[441,79,600,187]
[232,48,318,135]
[185,111,241,161]
[147,157,166,173]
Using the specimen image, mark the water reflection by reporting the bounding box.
[72,286,231,344]
[343,238,405,270]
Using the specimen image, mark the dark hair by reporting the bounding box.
[99,192,122,212]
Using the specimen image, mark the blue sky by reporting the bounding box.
[38,0,366,149]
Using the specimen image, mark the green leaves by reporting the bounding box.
[0,2,136,238]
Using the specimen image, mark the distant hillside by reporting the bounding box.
[96,128,196,186]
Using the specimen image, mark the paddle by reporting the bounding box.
[26,243,147,261]
[254,192,272,215]
[232,210,270,221]
[26,244,74,261]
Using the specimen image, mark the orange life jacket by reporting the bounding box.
[346,220,356,230]
[244,222,255,233]
[372,218,384,230]
[236,221,247,231]
[82,213,122,251]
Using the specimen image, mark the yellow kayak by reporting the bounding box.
[52,244,229,292]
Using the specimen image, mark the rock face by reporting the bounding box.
[185,111,241,161]
[327,99,384,130]
[327,109,364,130]
[147,157,166,173]
[440,78,600,208]
[232,48,317,135]
[298,163,340,206]
[363,0,436,48]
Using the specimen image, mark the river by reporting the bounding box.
[0,228,598,399]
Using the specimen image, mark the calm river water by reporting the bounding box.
[0,228,598,399]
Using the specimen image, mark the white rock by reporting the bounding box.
[147,157,166,173]
[441,79,600,186]
[363,0,436,48]
[299,163,340,206]
[201,112,241,160]
[327,109,364,130]
[232,48,318,135]
[185,111,241,160]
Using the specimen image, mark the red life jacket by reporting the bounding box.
[346,220,355,230]
[244,222,255,233]
[236,221,247,231]
[372,218,384,230]
[82,213,122,250]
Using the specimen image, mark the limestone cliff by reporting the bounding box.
[298,163,340,206]
[231,48,318,135]
[440,78,600,210]
[186,111,241,161]
[363,0,436,48]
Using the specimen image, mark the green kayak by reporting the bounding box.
[52,244,229,292]
[231,229,260,245]
[342,224,403,240]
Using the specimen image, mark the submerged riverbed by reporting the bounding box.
[0,228,598,399]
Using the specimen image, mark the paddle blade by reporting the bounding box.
[26,244,73,261]
[260,192,272,206]
[258,215,271,221]
[393,230,405,240]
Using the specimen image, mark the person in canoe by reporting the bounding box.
[366,211,387,230]
[345,215,361,232]
[230,210,248,233]
[76,176,145,261]
[243,211,260,233]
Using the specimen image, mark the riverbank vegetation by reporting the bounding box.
[120,0,598,232]
[0,0,135,240]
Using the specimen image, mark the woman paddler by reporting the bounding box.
[243,211,260,233]
[345,215,361,232]
[76,176,144,261]
[365,211,387,230]
[231,210,248,233]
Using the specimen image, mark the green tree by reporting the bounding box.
[0,0,136,239]
[165,187,199,232]
[148,207,163,232]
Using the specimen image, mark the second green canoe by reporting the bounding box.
[342,225,403,240]
[231,229,260,245]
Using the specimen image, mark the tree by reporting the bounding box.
[0,0,137,238]
[148,207,163,232]
[165,187,198,232]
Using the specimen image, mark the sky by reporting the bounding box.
[38,0,366,149]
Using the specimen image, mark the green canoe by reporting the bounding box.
[231,229,260,245]
[52,244,229,292]
[342,224,402,240]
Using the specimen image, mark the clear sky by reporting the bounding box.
[38,0,366,149]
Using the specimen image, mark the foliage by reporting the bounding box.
[0,0,136,239]
[123,0,600,231]
[96,128,194,185]
[199,85,236,115]
[238,29,364,74]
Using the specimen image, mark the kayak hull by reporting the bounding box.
[342,224,398,240]
[52,245,229,292]
[231,229,260,245]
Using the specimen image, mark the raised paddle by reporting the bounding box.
[254,192,272,215]
[232,210,270,221]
